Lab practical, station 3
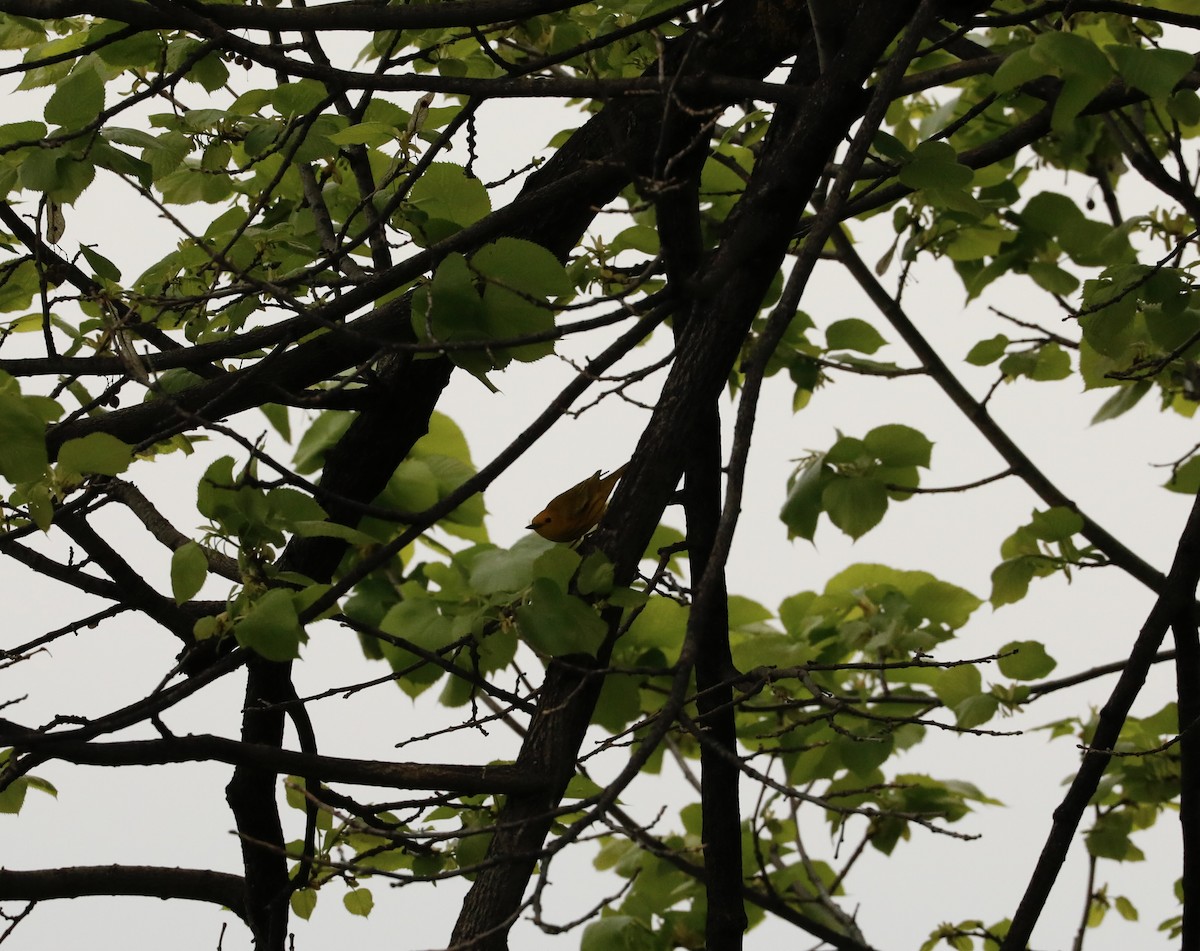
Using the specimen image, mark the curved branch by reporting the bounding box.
[0,0,590,32]
[0,866,247,921]
[975,1,1200,30]
[1002,487,1200,950]
[54,510,196,641]
[449,4,931,947]
[0,534,122,601]
[43,163,601,454]
[225,659,290,949]
[833,231,1169,596]
[101,480,241,582]
[0,731,546,796]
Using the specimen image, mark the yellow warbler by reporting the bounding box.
[527,464,628,542]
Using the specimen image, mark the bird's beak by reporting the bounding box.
[525,522,536,530]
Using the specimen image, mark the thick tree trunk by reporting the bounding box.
[450,5,927,947]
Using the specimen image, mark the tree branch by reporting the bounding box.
[833,231,1170,597]
[0,731,544,795]
[1002,488,1200,950]
[450,4,930,947]
[0,866,247,921]
[0,0,588,33]
[1172,612,1200,947]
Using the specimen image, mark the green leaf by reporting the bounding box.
[581,916,657,951]
[413,411,475,464]
[826,318,887,354]
[477,285,554,363]
[626,595,688,661]
[927,663,982,709]
[1028,261,1079,296]
[260,403,290,441]
[898,141,973,190]
[577,550,614,596]
[1144,299,1200,349]
[413,254,485,344]
[293,410,355,474]
[1092,381,1150,424]
[729,594,772,629]
[826,435,868,465]
[563,773,604,800]
[1109,45,1194,101]
[1032,343,1071,381]
[1001,343,1073,384]
[1033,31,1111,82]
[955,693,999,730]
[407,163,491,246]
[872,130,911,162]
[593,673,641,733]
[414,237,569,366]
[966,334,1009,366]
[1165,457,1200,494]
[780,456,829,541]
[946,224,1013,261]
[841,732,894,777]
[863,424,933,468]
[469,538,550,594]
[1030,507,1083,541]
[1114,895,1139,922]
[0,261,39,314]
[1030,32,1113,131]
[990,558,1037,607]
[593,838,637,872]
[57,432,133,476]
[93,22,163,68]
[157,164,234,205]
[377,596,456,693]
[187,51,228,92]
[343,888,374,917]
[516,577,607,657]
[23,481,54,531]
[1168,89,1200,125]
[171,542,209,603]
[326,121,397,146]
[272,79,327,117]
[267,486,326,525]
[235,589,307,661]
[1023,192,1124,267]
[0,121,47,149]
[992,46,1052,94]
[473,238,571,299]
[378,458,438,515]
[197,455,236,521]
[44,67,104,129]
[0,778,27,814]
[290,888,317,921]
[998,640,1057,680]
[1086,811,1145,861]
[0,392,49,483]
[608,224,659,255]
[454,824,493,874]
[291,521,378,546]
[78,245,121,281]
[822,475,888,539]
[910,580,982,629]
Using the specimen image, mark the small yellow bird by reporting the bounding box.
[527,465,628,542]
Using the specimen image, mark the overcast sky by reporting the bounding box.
[2,28,1194,951]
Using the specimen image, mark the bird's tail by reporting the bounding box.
[601,463,629,489]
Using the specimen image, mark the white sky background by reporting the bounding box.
[1,21,1196,951]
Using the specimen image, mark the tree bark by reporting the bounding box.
[451,5,927,947]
